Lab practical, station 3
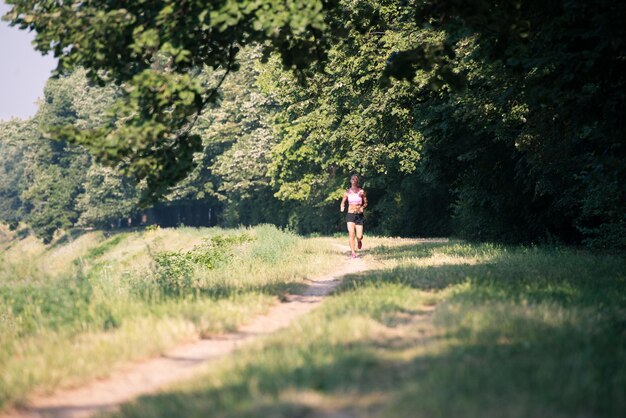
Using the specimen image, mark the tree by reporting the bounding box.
[17,73,92,242]
[166,47,294,228]
[0,69,140,241]
[399,0,626,246]
[259,0,626,245]
[257,2,453,235]
[3,0,340,201]
[4,0,624,246]
[0,119,33,228]
[75,165,141,229]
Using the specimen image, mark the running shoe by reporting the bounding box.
[351,253,358,259]
[357,239,362,250]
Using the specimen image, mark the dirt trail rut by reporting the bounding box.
[5,245,368,418]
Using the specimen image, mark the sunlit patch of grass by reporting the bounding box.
[2,293,277,407]
[109,240,626,418]
[0,225,343,412]
[82,232,125,260]
[109,282,438,418]
[46,233,103,278]
[0,235,48,284]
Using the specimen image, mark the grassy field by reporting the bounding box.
[107,238,626,418]
[0,224,343,411]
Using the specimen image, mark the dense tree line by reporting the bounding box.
[2,0,624,248]
[0,70,138,242]
[257,0,625,247]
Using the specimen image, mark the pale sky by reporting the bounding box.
[0,1,57,121]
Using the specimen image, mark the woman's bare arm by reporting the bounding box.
[340,192,348,212]
[361,190,368,212]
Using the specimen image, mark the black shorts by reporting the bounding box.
[346,212,364,225]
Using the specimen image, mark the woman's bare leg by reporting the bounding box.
[355,224,364,250]
[347,222,356,255]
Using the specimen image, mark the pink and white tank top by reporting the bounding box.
[347,188,363,205]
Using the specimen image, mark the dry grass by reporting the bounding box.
[0,225,342,411]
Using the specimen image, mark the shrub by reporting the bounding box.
[153,233,253,295]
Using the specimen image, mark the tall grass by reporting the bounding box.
[0,225,342,411]
[109,239,626,418]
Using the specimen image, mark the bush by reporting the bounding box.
[153,233,254,295]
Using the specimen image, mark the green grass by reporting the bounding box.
[0,225,342,411]
[109,239,626,418]
[82,233,129,260]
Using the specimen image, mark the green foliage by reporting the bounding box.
[3,0,339,201]
[153,233,254,294]
[20,157,88,244]
[370,172,452,237]
[406,0,626,247]
[0,120,32,228]
[16,72,103,242]
[168,47,286,227]
[57,70,206,201]
[76,165,141,229]
[257,0,626,246]
[257,3,453,236]
[0,70,144,241]
[3,0,624,247]
[167,46,329,233]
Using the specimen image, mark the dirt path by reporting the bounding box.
[4,245,368,418]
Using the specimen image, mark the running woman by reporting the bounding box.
[340,174,368,258]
